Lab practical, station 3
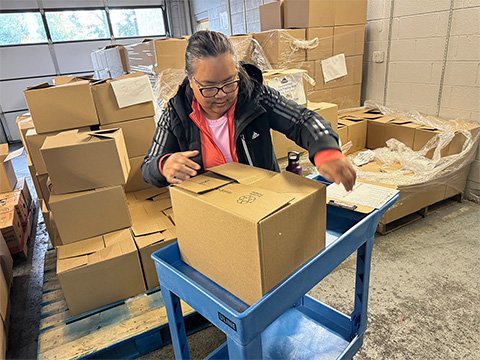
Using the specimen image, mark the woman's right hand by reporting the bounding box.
[161,150,201,184]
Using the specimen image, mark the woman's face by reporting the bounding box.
[189,53,239,119]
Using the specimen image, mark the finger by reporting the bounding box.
[183,158,201,171]
[181,150,200,159]
[173,163,196,177]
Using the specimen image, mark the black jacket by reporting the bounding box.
[142,64,340,187]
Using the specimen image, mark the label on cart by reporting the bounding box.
[218,312,237,331]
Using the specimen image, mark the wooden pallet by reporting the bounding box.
[377,193,463,235]
[38,249,209,359]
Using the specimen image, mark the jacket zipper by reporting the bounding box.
[240,134,253,166]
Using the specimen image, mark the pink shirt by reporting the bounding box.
[205,114,233,163]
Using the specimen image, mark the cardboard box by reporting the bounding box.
[49,185,131,244]
[125,156,154,193]
[314,55,363,90]
[125,40,155,72]
[0,144,17,194]
[284,0,334,28]
[273,60,316,92]
[24,80,99,134]
[306,27,334,61]
[229,35,254,62]
[0,233,13,288]
[27,157,42,200]
[383,120,421,150]
[308,84,361,109]
[41,129,130,194]
[306,101,338,131]
[15,178,32,211]
[91,73,155,125]
[40,199,62,247]
[16,115,34,152]
[366,116,394,150]
[263,69,309,105]
[0,191,28,226]
[134,228,176,289]
[337,123,348,146]
[100,117,156,158]
[56,229,146,315]
[36,173,50,205]
[260,1,283,31]
[171,163,326,305]
[91,45,129,79]
[253,29,306,64]
[334,25,365,56]
[0,208,24,253]
[338,118,367,154]
[335,0,367,25]
[153,38,187,74]
[25,128,61,175]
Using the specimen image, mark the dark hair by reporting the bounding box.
[185,30,254,98]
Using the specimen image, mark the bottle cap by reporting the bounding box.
[288,151,300,161]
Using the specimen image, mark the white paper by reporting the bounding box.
[353,149,376,166]
[327,182,399,209]
[321,54,348,83]
[4,147,24,163]
[110,75,154,108]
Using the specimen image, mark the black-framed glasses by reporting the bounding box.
[193,77,240,98]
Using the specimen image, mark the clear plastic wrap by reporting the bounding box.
[229,35,273,71]
[349,103,480,218]
[152,68,186,120]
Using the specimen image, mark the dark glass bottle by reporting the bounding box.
[286,151,302,175]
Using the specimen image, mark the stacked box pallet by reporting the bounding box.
[22,72,177,315]
[0,144,34,257]
[256,0,367,110]
[336,108,480,228]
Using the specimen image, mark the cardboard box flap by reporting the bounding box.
[133,187,167,201]
[255,172,325,196]
[201,182,294,222]
[87,128,119,139]
[152,197,172,211]
[130,204,172,236]
[152,191,170,201]
[103,228,133,247]
[133,231,166,249]
[208,163,275,185]
[57,256,89,273]
[57,236,105,259]
[175,172,234,194]
[25,82,51,91]
[88,242,124,264]
[163,227,176,241]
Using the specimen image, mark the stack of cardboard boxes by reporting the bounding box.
[0,232,13,358]
[335,108,480,228]
[20,72,177,315]
[0,144,34,257]
[256,0,367,109]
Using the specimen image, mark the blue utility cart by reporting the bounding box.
[151,178,398,359]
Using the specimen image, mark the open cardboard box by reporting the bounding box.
[56,229,145,315]
[171,162,326,305]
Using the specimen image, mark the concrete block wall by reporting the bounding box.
[364,0,479,121]
[364,0,480,199]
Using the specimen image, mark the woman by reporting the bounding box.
[142,30,356,191]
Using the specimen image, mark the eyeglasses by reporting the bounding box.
[193,77,240,98]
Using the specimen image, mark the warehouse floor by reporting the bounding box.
[6,144,480,360]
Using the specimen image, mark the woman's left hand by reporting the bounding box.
[317,158,356,191]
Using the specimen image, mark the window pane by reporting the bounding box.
[46,10,109,42]
[0,12,47,46]
[110,8,166,38]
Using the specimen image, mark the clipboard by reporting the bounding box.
[326,180,399,214]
